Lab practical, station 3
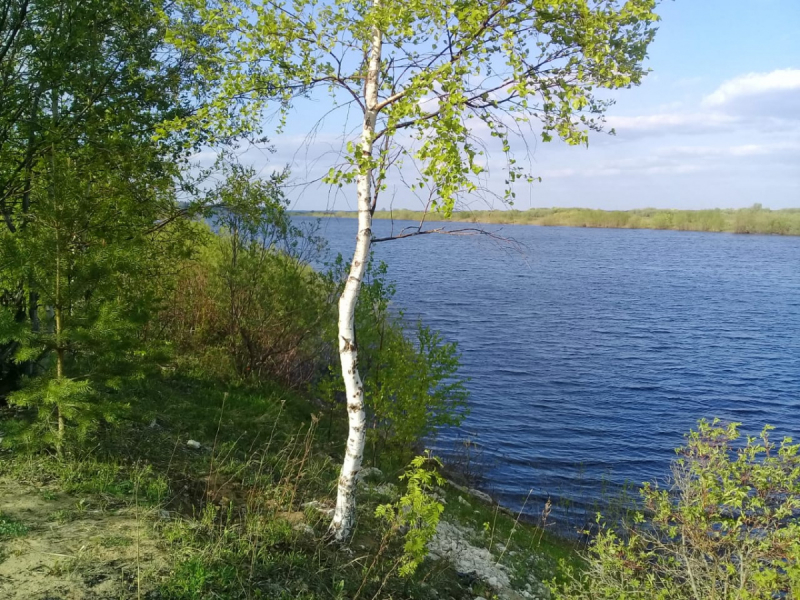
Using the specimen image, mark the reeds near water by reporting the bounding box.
[304,206,800,236]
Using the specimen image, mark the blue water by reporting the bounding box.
[305,217,800,530]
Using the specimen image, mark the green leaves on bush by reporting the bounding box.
[161,163,330,386]
[375,452,446,577]
[552,419,800,600]
[320,258,468,465]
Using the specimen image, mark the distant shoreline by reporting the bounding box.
[295,206,800,236]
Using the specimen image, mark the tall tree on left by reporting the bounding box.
[0,0,203,453]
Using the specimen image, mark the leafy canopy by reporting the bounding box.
[166,0,660,211]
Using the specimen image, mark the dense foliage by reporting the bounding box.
[0,0,203,450]
[317,258,468,466]
[161,164,330,387]
[552,419,800,600]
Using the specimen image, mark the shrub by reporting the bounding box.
[319,258,469,466]
[375,452,446,577]
[161,165,331,387]
[552,419,800,600]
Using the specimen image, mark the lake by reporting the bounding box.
[303,216,800,533]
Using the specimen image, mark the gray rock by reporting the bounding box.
[293,523,315,536]
[428,521,511,589]
[302,500,335,518]
[446,479,494,505]
[356,466,383,482]
[468,488,493,504]
[186,439,201,450]
[360,482,398,497]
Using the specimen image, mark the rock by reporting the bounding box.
[302,500,334,518]
[495,543,506,553]
[359,481,398,497]
[458,496,471,507]
[499,590,529,600]
[446,480,494,505]
[159,509,171,520]
[428,521,511,589]
[186,439,201,450]
[293,523,314,536]
[468,488,493,504]
[356,467,383,482]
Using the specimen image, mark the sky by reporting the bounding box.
[209,0,800,211]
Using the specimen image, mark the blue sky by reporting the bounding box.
[208,0,800,211]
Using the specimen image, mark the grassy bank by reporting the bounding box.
[302,206,800,236]
[0,368,579,599]
[0,182,580,599]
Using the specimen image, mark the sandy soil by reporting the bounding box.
[0,480,168,599]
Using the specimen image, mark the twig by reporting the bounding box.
[372,226,519,246]
[496,488,533,566]
[135,478,141,600]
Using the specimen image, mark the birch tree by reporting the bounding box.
[167,0,662,541]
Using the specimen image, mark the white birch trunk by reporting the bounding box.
[328,11,382,543]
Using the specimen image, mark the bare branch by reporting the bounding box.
[372,225,520,248]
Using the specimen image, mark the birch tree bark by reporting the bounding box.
[328,11,382,542]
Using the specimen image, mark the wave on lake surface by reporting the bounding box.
[305,217,800,533]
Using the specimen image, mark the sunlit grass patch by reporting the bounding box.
[0,512,28,539]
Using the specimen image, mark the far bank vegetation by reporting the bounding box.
[310,205,800,236]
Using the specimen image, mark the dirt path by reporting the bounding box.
[0,480,168,599]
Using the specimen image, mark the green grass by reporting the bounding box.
[300,206,800,236]
[0,363,583,599]
[440,485,584,587]
[0,512,28,539]
[99,534,133,548]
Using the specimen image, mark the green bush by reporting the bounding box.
[375,453,446,577]
[0,150,183,452]
[161,165,331,387]
[552,419,800,600]
[319,258,468,466]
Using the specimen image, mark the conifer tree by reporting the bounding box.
[0,0,201,452]
[0,140,185,453]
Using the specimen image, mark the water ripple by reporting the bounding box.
[308,218,800,530]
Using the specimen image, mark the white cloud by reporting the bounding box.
[665,142,800,158]
[602,69,800,141]
[605,112,739,137]
[539,141,800,181]
[703,68,800,107]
